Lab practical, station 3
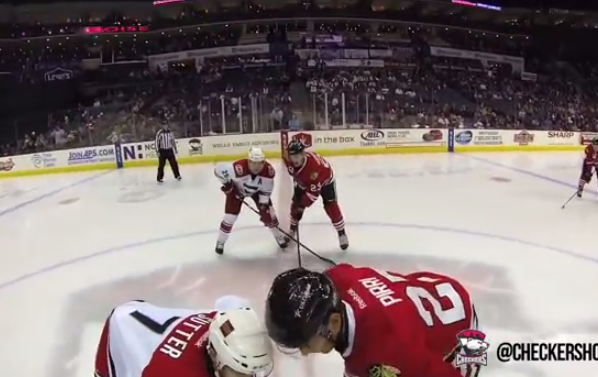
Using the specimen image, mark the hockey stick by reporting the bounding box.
[561,191,578,209]
[241,200,336,266]
[295,225,303,268]
[562,168,595,209]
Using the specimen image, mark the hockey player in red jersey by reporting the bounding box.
[284,139,348,250]
[95,297,273,377]
[265,265,479,377]
[214,147,288,254]
[577,136,598,198]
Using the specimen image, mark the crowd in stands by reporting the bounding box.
[1,2,597,157]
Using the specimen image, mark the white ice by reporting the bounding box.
[0,152,596,377]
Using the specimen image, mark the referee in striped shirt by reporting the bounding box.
[155,123,181,183]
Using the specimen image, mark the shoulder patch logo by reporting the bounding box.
[368,364,400,377]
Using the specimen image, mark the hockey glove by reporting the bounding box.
[258,203,275,226]
[290,203,305,222]
[221,181,236,195]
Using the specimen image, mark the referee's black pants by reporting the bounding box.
[157,148,181,181]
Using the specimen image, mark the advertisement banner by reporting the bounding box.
[546,131,576,146]
[67,146,115,165]
[114,142,123,169]
[323,59,384,68]
[31,152,57,168]
[147,44,269,67]
[513,130,535,146]
[0,158,15,172]
[188,138,203,156]
[455,130,503,146]
[44,67,74,81]
[521,71,537,81]
[430,46,524,71]
[295,49,320,59]
[355,129,446,148]
[580,132,597,145]
[341,49,368,59]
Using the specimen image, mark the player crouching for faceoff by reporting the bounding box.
[213,147,289,254]
[577,136,598,198]
[284,140,348,250]
[265,265,479,377]
[94,297,273,377]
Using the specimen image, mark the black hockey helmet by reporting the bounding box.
[287,139,305,156]
[265,268,340,349]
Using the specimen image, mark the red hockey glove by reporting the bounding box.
[258,203,275,226]
[290,203,305,222]
[294,191,316,208]
[221,181,238,196]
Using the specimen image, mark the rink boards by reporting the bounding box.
[0,128,590,177]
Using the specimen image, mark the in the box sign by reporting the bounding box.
[513,131,534,146]
[316,135,355,144]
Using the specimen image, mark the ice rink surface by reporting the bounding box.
[1,152,597,377]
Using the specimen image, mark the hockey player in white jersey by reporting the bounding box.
[94,296,272,377]
[213,147,288,254]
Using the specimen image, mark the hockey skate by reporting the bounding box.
[577,188,583,198]
[338,229,349,250]
[215,242,225,255]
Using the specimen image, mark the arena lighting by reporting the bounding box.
[452,0,502,11]
[83,26,150,34]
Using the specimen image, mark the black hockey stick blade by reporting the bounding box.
[241,200,336,266]
[561,191,578,209]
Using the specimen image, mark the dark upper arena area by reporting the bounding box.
[0,0,597,156]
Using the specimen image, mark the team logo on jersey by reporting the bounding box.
[368,364,400,377]
[454,330,489,367]
[310,171,319,180]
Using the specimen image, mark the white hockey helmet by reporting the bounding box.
[248,147,266,163]
[208,308,273,375]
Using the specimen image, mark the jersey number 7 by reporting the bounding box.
[130,310,180,334]
[374,269,466,326]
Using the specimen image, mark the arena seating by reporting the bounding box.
[0,2,596,157]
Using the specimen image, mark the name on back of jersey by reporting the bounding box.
[360,277,401,307]
[161,314,213,359]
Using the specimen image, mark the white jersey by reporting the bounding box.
[95,296,250,377]
[214,158,275,204]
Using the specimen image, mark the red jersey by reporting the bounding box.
[325,264,475,377]
[284,151,334,202]
[95,300,217,377]
[584,144,598,165]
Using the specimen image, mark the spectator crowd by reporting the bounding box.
[1,1,597,157]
